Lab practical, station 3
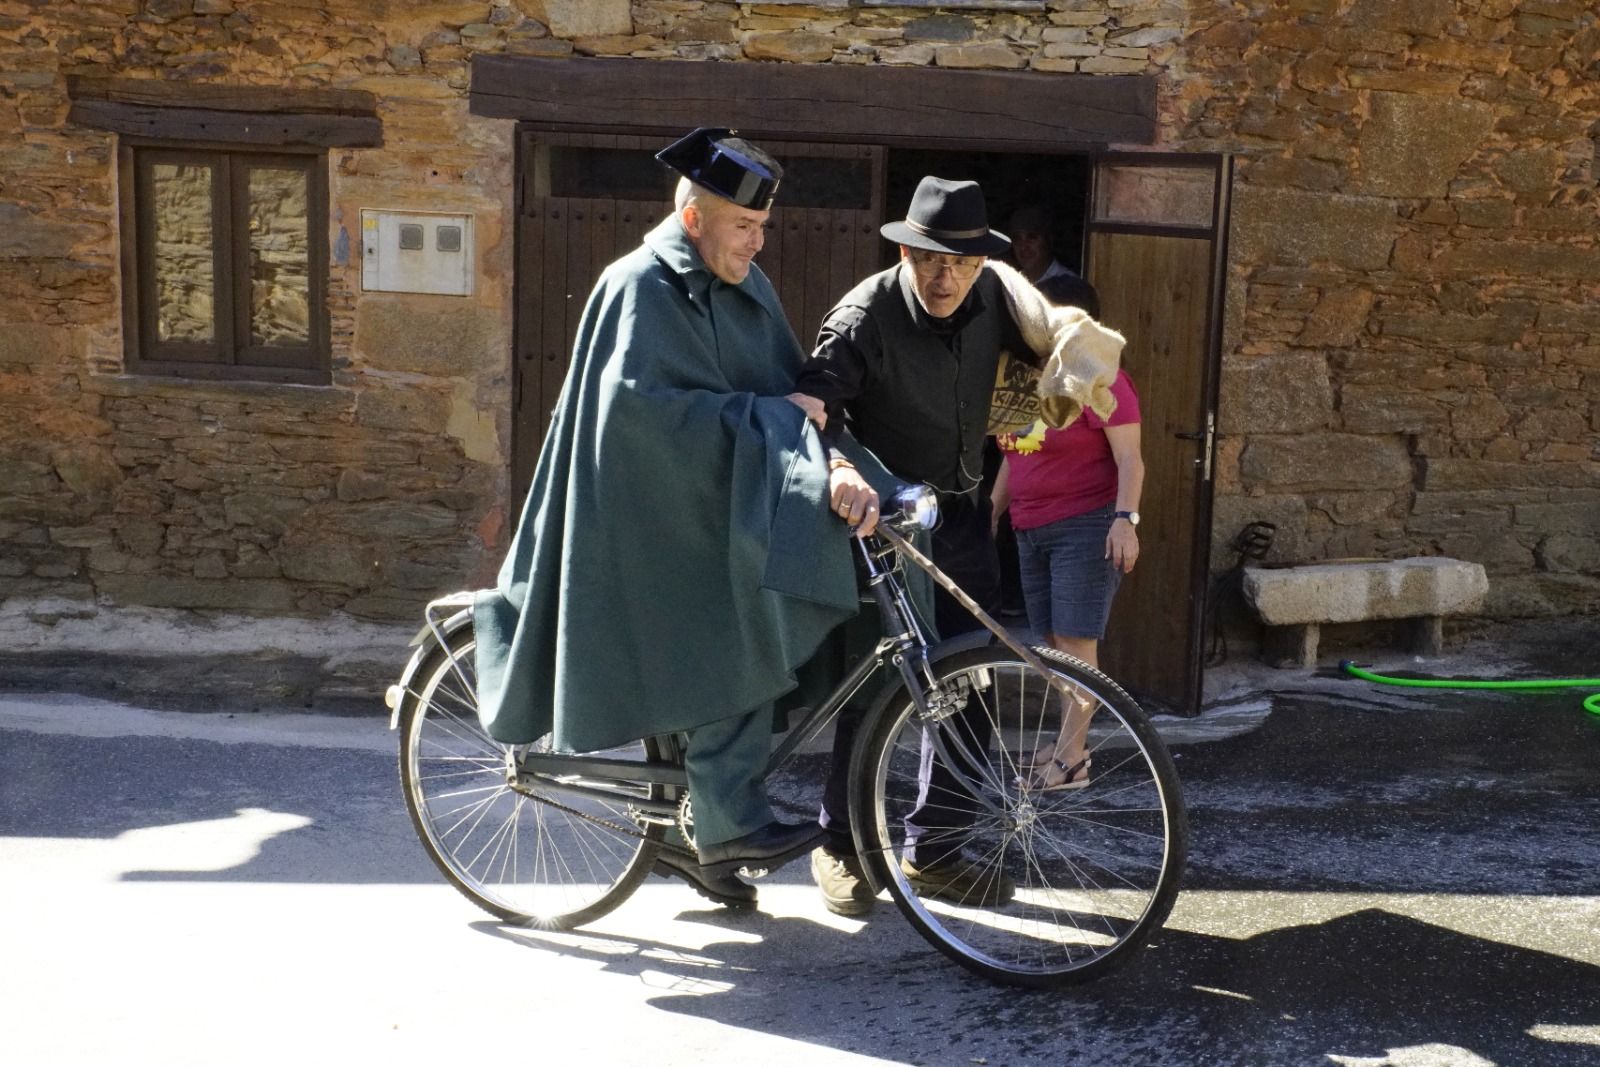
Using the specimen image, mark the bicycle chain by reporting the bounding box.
[509,777,657,844]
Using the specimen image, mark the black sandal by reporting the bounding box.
[1022,754,1091,793]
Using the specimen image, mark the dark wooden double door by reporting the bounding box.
[513,131,886,501]
[513,130,1229,714]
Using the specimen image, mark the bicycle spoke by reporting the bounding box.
[859,646,1185,987]
[400,630,662,928]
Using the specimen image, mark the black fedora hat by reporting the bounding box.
[881,176,1010,257]
[656,127,783,211]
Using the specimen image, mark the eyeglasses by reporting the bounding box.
[907,250,985,281]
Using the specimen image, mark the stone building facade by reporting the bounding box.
[1,2,1595,668]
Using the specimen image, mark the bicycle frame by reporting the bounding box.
[496,523,1023,839]
[498,531,925,803]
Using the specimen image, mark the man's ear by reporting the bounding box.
[680,203,703,239]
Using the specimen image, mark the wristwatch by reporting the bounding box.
[1114,510,1140,526]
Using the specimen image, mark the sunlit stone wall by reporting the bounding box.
[0,0,1594,623]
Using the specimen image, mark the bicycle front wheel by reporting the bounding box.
[853,644,1186,987]
[397,622,665,929]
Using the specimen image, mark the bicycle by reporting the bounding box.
[387,487,1187,988]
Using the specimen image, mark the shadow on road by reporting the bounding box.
[474,904,1600,1067]
[7,674,1600,1063]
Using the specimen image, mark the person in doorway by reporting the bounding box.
[471,127,883,910]
[990,357,1144,790]
[791,176,1124,916]
[986,208,1105,620]
[1007,204,1100,318]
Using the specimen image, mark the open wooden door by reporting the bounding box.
[1085,155,1232,714]
[512,130,884,504]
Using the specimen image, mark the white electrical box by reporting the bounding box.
[361,209,474,296]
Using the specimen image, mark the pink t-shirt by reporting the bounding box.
[996,369,1141,531]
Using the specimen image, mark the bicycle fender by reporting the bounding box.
[386,604,474,729]
[926,628,1002,660]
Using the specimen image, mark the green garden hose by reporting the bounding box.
[1341,661,1600,717]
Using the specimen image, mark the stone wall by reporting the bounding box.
[1,0,1595,625]
[1178,0,1600,617]
[0,0,517,621]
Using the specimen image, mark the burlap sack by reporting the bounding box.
[984,260,1126,434]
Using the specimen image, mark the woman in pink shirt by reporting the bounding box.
[991,367,1144,790]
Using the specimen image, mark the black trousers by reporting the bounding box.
[820,494,1001,865]
[984,439,1026,615]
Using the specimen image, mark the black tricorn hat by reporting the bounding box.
[881,176,1010,257]
[656,127,783,211]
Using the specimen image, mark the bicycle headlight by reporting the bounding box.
[894,484,939,530]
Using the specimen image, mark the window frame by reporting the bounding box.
[119,138,331,385]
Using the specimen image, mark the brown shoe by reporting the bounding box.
[901,855,1016,907]
[811,847,876,917]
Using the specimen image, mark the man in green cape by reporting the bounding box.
[472,128,887,908]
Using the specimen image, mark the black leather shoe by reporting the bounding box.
[697,820,828,879]
[653,848,758,908]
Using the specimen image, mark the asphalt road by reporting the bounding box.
[2,677,1598,1067]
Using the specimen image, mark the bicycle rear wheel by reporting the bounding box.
[853,644,1186,987]
[397,621,664,929]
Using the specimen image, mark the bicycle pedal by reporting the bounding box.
[736,865,770,879]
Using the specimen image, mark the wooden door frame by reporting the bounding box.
[488,57,1240,710]
[1084,151,1234,713]
[491,53,1157,507]
[473,56,1156,151]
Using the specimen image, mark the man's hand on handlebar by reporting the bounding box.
[829,465,880,536]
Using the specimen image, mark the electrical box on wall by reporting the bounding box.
[361,210,474,296]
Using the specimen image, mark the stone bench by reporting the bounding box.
[1240,557,1489,669]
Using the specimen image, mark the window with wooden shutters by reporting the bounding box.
[70,78,377,385]
[121,144,330,384]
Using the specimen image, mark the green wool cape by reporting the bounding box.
[473,217,888,752]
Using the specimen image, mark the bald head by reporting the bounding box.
[675,177,712,214]
[676,177,770,285]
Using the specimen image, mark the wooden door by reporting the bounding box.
[512,131,884,503]
[1085,156,1231,714]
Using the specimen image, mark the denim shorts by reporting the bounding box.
[1014,503,1122,640]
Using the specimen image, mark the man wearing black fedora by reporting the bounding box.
[794,175,1039,914]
